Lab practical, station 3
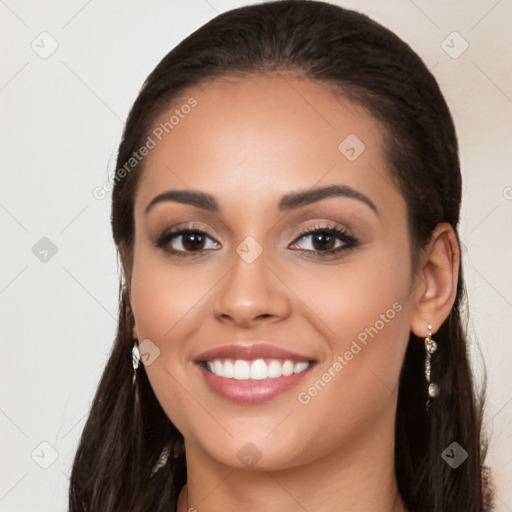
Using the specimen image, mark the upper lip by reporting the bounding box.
[194,343,314,363]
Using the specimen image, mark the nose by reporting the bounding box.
[212,245,292,328]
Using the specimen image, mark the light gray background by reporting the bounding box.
[1,0,511,510]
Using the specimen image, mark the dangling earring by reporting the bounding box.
[132,325,140,386]
[424,323,439,411]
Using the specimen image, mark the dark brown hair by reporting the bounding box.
[69,1,495,510]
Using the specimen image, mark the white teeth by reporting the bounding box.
[294,362,309,374]
[267,360,282,378]
[223,359,234,378]
[214,360,223,376]
[249,359,268,380]
[233,360,250,380]
[282,360,294,376]
[205,358,311,379]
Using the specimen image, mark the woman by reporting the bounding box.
[68,1,495,510]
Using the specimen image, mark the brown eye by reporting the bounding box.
[155,228,221,256]
[289,226,358,256]
[308,232,337,251]
[180,232,207,251]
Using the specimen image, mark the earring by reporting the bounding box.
[132,326,140,385]
[424,323,439,411]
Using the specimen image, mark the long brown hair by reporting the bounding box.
[69,1,495,510]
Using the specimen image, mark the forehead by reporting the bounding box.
[133,73,400,216]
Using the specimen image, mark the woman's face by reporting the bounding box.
[129,73,417,471]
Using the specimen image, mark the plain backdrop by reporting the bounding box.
[1,0,511,510]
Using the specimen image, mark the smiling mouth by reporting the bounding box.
[197,357,316,403]
[194,343,317,402]
[204,358,312,380]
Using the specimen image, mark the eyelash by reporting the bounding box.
[154,224,220,259]
[154,222,358,258]
[292,224,358,256]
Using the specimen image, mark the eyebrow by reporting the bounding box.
[144,184,379,216]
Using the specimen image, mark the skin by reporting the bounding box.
[122,73,459,512]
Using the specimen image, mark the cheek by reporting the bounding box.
[290,238,412,352]
[129,245,225,435]
[291,241,412,399]
[286,265,412,464]
[130,244,214,343]
[130,264,187,435]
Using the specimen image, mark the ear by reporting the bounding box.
[410,222,460,337]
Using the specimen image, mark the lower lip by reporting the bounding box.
[197,363,314,403]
